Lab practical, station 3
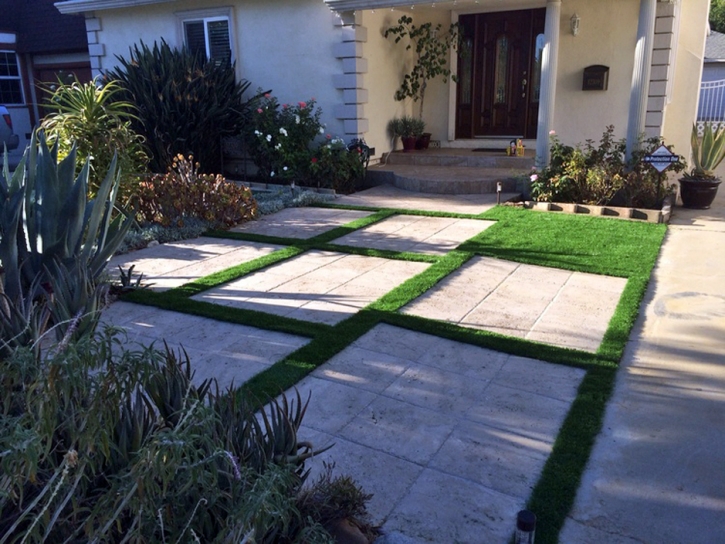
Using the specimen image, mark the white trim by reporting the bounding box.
[175,7,236,64]
[0,50,26,105]
[0,32,17,44]
[55,0,172,15]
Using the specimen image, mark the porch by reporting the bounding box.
[366,146,535,195]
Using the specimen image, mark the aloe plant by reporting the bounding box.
[687,122,725,179]
[0,130,134,342]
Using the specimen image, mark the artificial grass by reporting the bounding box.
[469,205,666,277]
[119,202,667,544]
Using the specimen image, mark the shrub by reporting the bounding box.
[0,330,342,543]
[107,40,253,173]
[245,93,324,183]
[310,137,365,194]
[530,126,686,208]
[40,78,149,200]
[135,154,257,229]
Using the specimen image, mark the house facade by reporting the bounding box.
[0,0,91,163]
[56,0,708,167]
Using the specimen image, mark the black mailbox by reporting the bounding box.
[582,65,609,91]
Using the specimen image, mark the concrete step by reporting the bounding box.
[385,149,535,169]
[366,164,526,195]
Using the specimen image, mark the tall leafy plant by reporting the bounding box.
[40,78,149,200]
[108,39,254,173]
[385,15,463,120]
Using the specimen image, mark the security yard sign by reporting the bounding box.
[643,145,679,172]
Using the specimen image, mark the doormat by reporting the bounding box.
[472,147,506,153]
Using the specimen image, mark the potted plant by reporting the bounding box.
[679,122,725,209]
[385,16,463,149]
[388,115,424,152]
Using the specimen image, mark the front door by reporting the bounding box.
[456,9,545,139]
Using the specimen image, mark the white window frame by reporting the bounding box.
[176,7,235,64]
[0,50,25,105]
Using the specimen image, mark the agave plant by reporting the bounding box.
[0,130,134,342]
[687,122,725,179]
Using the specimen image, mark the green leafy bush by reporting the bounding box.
[530,126,686,208]
[245,93,324,183]
[135,154,257,229]
[310,137,364,194]
[40,78,149,199]
[107,39,253,173]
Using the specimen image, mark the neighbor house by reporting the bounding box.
[55,0,708,167]
[698,28,725,124]
[0,0,91,161]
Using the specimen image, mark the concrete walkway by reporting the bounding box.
[102,183,725,543]
[560,187,725,543]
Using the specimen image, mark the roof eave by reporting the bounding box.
[55,0,174,15]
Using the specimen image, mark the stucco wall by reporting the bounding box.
[89,0,347,138]
[661,0,709,160]
[362,7,454,153]
[551,0,639,145]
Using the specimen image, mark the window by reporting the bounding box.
[0,51,23,104]
[183,16,232,64]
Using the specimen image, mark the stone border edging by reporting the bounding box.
[517,195,674,224]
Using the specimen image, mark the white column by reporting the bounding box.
[535,0,561,168]
[626,0,657,160]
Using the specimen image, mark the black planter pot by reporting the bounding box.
[678,176,721,209]
[401,136,417,152]
[415,133,432,150]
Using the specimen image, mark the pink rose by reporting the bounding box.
[298,101,306,108]
[282,104,289,109]
[549,130,556,135]
[257,108,263,113]
[326,134,331,140]
[264,93,271,98]
[311,157,318,164]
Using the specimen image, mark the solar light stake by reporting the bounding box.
[497,181,502,204]
[514,510,536,543]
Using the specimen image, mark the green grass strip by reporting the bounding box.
[314,243,439,263]
[306,209,396,244]
[524,365,617,544]
[121,289,329,338]
[380,312,603,371]
[240,308,383,404]
[311,201,489,220]
[168,246,304,298]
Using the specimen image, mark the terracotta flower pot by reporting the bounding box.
[678,176,721,209]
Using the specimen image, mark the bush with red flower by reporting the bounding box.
[310,136,365,194]
[244,92,323,183]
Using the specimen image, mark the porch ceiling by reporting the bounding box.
[55,0,174,15]
[324,0,543,12]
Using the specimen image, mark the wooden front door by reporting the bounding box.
[456,9,545,139]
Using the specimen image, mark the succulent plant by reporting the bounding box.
[0,130,134,342]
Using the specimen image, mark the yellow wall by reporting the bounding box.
[552,0,639,145]
[363,7,454,152]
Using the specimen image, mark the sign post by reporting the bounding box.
[643,145,679,206]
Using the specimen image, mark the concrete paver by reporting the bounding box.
[109,237,282,291]
[299,323,586,542]
[402,256,627,352]
[231,206,372,238]
[101,302,309,389]
[331,214,496,255]
[194,250,429,325]
[335,184,509,214]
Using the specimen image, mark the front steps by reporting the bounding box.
[367,148,535,195]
